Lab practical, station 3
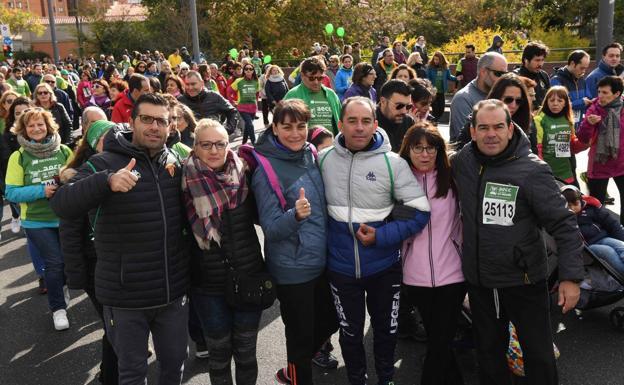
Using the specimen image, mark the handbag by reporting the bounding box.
[222,255,277,311]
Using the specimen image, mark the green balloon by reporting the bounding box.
[325,23,334,34]
[263,55,272,64]
[336,27,345,37]
[229,48,238,59]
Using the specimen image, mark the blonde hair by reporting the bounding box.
[267,65,284,77]
[33,83,58,106]
[11,107,59,139]
[193,118,228,146]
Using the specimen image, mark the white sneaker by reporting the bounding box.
[53,309,69,330]
[63,285,70,307]
[10,217,21,233]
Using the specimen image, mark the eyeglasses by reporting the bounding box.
[487,68,508,77]
[502,96,524,106]
[411,145,438,154]
[138,114,169,127]
[197,140,228,151]
[305,75,324,82]
[37,91,50,95]
[388,100,413,111]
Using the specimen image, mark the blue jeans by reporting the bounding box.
[589,237,624,276]
[191,292,262,385]
[27,238,46,276]
[24,227,66,311]
[240,112,256,145]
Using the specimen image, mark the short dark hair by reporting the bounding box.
[408,78,435,104]
[561,187,581,204]
[128,74,148,94]
[131,93,169,120]
[567,50,590,65]
[465,44,476,51]
[597,76,624,96]
[272,99,311,125]
[301,57,326,74]
[602,42,623,56]
[149,77,162,93]
[351,62,375,85]
[521,41,549,63]
[379,79,412,100]
[471,99,512,128]
[340,96,376,121]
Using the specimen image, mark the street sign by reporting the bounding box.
[3,37,12,45]
[0,25,10,38]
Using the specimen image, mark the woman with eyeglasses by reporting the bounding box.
[343,62,378,102]
[182,118,265,385]
[5,108,73,331]
[398,122,465,385]
[134,61,147,75]
[231,64,261,145]
[86,80,112,117]
[33,83,73,145]
[251,99,338,385]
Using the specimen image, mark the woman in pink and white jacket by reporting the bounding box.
[398,122,466,385]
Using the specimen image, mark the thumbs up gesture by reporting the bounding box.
[109,158,139,193]
[356,223,376,246]
[295,187,311,221]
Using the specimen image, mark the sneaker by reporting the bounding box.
[63,285,70,307]
[274,367,291,384]
[10,217,20,233]
[38,277,47,295]
[312,350,339,369]
[53,309,69,330]
[195,342,209,359]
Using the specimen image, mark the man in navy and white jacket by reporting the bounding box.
[319,96,430,385]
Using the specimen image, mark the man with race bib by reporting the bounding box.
[451,99,584,385]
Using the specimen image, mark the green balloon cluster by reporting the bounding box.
[336,27,345,37]
[325,23,334,34]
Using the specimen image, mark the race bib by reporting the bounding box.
[482,182,519,226]
[573,109,582,124]
[554,133,571,158]
[42,177,58,187]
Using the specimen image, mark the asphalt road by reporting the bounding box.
[1,120,623,385]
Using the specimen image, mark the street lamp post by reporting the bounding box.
[596,0,614,59]
[47,0,60,64]
[189,0,200,63]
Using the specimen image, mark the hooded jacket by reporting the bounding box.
[550,66,589,123]
[177,89,239,134]
[111,89,134,124]
[343,83,377,103]
[251,130,328,285]
[373,60,398,95]
[585,60,624,99]
[376,106,415,153]
[50,126,190,308]
[334,66,354,101]
[264,76,289,106]
[319,128,431,279]
[402,169,464,288]
[487,35,504,54]
[576,198,624,245]
[452,126,584,288]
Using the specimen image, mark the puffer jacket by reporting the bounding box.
[402,169,464,287]
[251,130,328,285]
[50,126,190,308]
[334,66,353,101]
[550,66,589,123]
[177,89,240,134]
[576,198,624,245]
[585,60,624,99]
[189,196,265,295]
[452,126,584,288]
[319,128,431,279]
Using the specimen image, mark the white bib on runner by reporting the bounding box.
[482,182,519,226]
[554,132,571,158]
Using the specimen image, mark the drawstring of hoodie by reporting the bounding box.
[493,288,501,319]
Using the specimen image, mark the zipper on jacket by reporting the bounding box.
[147,156,171,304]
[423,174,435,287]
[475,165,485,287]
[347,155,361,279]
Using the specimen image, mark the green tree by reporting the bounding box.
[0,8,45,37]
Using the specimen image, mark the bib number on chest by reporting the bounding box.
[482,182,519,226]
[554,133,571,158]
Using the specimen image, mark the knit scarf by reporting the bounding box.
[17,133,61,158]
[182,150,248,250]
[269,75,285,83]
[595,98,623,164]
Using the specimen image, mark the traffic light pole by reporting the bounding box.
[189,0,200,63]
[596,0,615,59]
[47,0,60,64]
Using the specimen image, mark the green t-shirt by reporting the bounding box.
[537,113,574,181]
[308,91,334,130]
[232,78,259,106]
[7,78,30,97]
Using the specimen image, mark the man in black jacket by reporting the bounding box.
[377,80,415,152]
[452,99,584,385]
[51,93,190,385]
[177,70,239,134]
[513,41,551,109]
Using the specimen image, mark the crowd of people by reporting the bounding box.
[0,35,624,385]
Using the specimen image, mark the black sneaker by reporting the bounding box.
[38,277,47,295]
[195,342,209,359]
[275,367,291,384]
[312,350,339,369]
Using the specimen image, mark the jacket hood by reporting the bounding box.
[334,128,391,156]
[492,35,504,45]
[554,66,575,81]
[469,125,531,166]
[376,60,397,71]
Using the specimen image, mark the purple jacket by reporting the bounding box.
[401,169,464,287]
[577,100,624,179]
